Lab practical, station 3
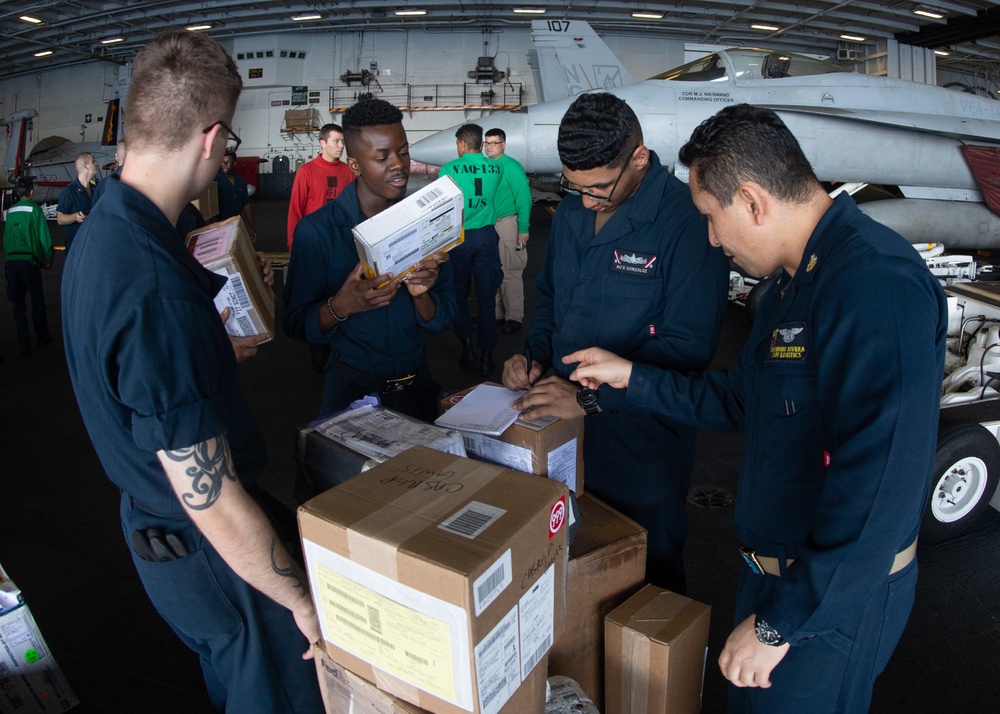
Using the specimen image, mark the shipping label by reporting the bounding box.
[474,606,521,714]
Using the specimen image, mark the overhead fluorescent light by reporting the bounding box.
[34,50,53,57]
[934,49,950,56]
[632,12,665,20]
[186,24,213,31]
[101,37,124,44]
[20,15,43,24]
[840,34,866,42]
[292,14,322,21]
[395,9,427,16]
[751,24,780,31]
[513,7,546,14]
[914,8,945,19]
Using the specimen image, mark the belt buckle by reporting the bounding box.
[739,545,764,575]
[383,374,416,393]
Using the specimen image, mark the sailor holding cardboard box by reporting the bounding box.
[284,98,456,421]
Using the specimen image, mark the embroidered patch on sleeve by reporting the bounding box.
[611,249,658,277]
[768,321,807,360]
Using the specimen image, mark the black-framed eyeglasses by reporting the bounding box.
[203,120,242,154]
[559,146,638,203]
[483,140,504,147]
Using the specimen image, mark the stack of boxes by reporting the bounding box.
[298,384,713,712]
[299,446,568,713]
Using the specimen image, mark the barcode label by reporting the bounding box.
[237,315,254,335]
[392,247,420,266]
[415,186,443,209]
[228,273,251,309]
[522,634,551,675]
[519,564,555,680]
[388,231,412,249]
[438,501,506,540]
[473,549,512,616]
[475,606,520,714]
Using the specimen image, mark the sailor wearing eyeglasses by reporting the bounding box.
[502,92,730,594]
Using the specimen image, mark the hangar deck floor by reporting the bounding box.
[1,198,998,713]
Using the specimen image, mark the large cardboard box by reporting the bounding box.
[0,565,78,713]
[549,494,646,710]
[314,642,546,714]
[604,585,711,714]
[353,176,464,283]
[186,216,275,341]
[440,384,584,494]
[299,445,569,714]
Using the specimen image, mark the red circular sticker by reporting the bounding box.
[549,497,566,539]
[449,395,464,404]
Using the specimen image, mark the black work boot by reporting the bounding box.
[479,350,495,377]
[459,337,476,368]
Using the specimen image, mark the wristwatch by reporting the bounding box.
[576,386,600,416]
[754,616,786,647]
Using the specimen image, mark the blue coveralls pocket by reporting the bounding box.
[869,560,917,679]
[742,366,823,540]
[598,274,663,342]
[131,547,243,642]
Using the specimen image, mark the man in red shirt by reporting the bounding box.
[286,123,355,250]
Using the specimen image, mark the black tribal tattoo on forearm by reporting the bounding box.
[162,439,238,510]
[270,539,309,600]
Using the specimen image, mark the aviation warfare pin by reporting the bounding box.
[768,321,807,361]
[611,249,658,277]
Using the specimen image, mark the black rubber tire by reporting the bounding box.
[920,422,1000,544]
[744,274,777,325]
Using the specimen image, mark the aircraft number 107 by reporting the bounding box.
[546,21,571,32]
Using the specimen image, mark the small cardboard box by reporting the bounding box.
[186,216,275,341]
[314,642,547,714]
[440,384,584,494]
[299,445,569,714]
[0,565,79,714]
[604,585,711,714]
[353,175,464,282]
[294,404,467,501]
[192,181,219,220]
[549,494,647,710]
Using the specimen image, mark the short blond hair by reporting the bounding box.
[125,31,241,154]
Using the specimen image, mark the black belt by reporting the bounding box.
[330,358,417,394]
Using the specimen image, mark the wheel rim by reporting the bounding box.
[931,456,989,523]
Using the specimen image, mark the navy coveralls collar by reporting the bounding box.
[773,192,855,297]
[101,178,226,298]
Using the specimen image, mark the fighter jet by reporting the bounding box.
[3,108,116,205]
[411,21,1000,249]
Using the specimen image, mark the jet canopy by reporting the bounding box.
[652,48,848,82]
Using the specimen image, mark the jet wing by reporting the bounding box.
[760,104,1000,144]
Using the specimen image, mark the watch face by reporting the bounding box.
[755,617,784,646]
[576,387,599,415]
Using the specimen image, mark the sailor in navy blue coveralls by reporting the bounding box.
[62,178,322,713]
[283,181,456,420]
[569,120,947,709]
[522,150,729,593]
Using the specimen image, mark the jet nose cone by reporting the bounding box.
[410,130,458,168]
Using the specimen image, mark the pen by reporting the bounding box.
[524,343,532,380]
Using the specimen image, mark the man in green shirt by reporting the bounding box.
[3,176,54,356]
[484,128,532,335]
[441,123,505,376]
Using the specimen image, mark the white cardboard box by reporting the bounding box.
[353,175,464,281]
[0,564,78,714]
